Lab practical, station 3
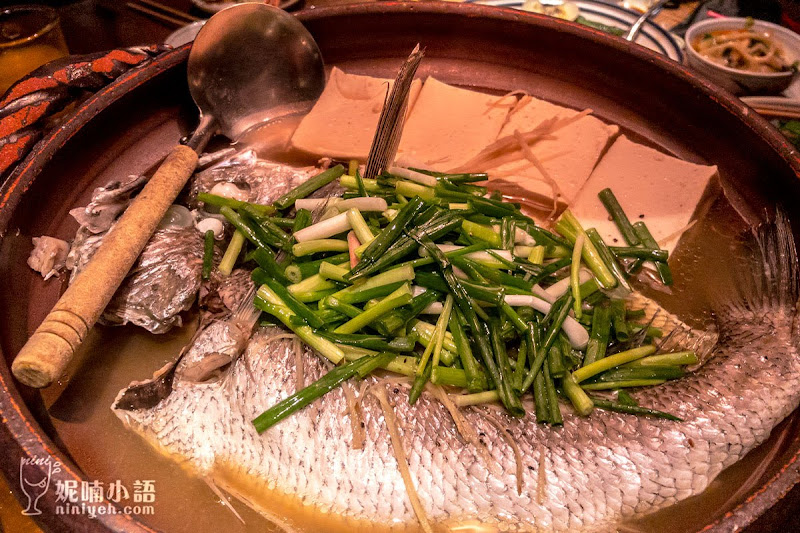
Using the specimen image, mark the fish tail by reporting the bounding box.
[716,208,800,341]
[753,208,799,312]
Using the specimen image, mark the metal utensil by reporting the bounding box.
[11,3,325,388]
[363,45,425,180]
[625,0,671,42]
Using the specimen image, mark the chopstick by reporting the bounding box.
[748,106,800,120]
[127,0,201,27]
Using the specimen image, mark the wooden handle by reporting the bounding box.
[11,144,198,388]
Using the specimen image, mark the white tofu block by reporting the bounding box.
[396,77,513,171]
[291,67,422,160]
[490,96,618,204]
[570,135,718,253]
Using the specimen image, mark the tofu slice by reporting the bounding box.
[570,135,718,253]
[290,67,422,160]
[396,77,513,171]
[489,96,619,204]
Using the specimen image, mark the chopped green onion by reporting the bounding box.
[555,210,617,289]
[563,372,593,416]
[318,262,351,283]
[451,390,500,407]
[633,221,673,286]
[273,165,345,210]
[218,230,245,276]
[622,351,698,367]
[462,220,502,247]
[346,208,375,245]
[197,192,275,216]
[252,352,393,432]
[571,234,584,319]
[293,239,350,257]
[591,398,682,421]
[202,230,215,280]
[598,188,640,246]
[334,284,414,334]
[572,344,657,383]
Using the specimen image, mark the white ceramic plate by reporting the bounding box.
[472,0,683,62]
[190,0,302,15]
[164,21,206,48]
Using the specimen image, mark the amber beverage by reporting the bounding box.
[0,5,68,96]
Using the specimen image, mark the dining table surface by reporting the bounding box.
[50,0,697,56]
[5,0,800,532]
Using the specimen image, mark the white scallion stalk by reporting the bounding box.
[294,211,351,242]
[451,390,501,407]
[292,239,350,257]
[528,245,546,264]
[430,295,454,370]
[544,269,593,300]
[298,197,388,213]
[421,301,443,314]
[503,295,589,349]
[335,197,388,212]
[355,265,415,291]
[387,166,438,187]
[419,244,461,256]
[218,230,245,276]
[295,197,341,211]
[532,284,555,304]
[449,203,470,210]
[515,227,538,245]
[411,285,429,297]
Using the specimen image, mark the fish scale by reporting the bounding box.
[113,213,800,531]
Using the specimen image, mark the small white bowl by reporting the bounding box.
[685,18,800,96]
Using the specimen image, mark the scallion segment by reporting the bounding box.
[273,165,346,210]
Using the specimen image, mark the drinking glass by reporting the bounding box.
[0,5,69,96]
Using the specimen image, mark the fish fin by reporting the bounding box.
[112,361,178,411]
[753,208,799,311]
[232,285,260,341]
[203,476,245,525]
[625,293,719,366]
[716,208,799,324]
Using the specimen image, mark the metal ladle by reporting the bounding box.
[625,0,671,42]
[11,4,325,388]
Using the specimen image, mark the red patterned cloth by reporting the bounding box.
[0,45,168,180]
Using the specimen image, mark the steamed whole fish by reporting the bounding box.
[113,211,800,531]
[35,154,322,334]
[65,174,205,333]
[190,149,338,206]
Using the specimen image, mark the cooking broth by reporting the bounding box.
[31,107,798,533]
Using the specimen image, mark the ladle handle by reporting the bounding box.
[11,144,199,388]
